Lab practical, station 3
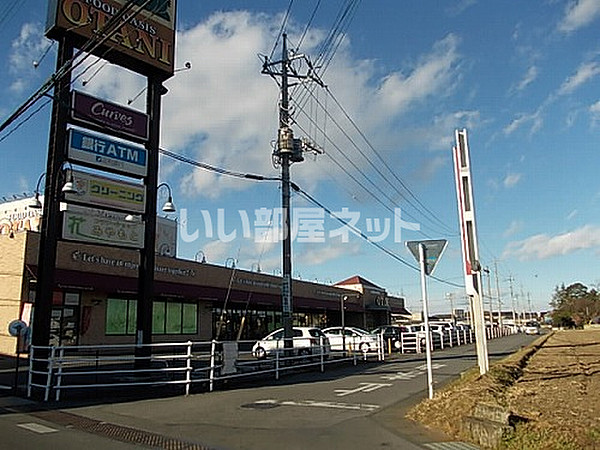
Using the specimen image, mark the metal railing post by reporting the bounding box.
[275,350,280,380]
[319,337,324,372]
[185,341,192,396]
[209,340,217,392]
[44,346,56,402]
[55,347,65,401]
[27,346,35,398]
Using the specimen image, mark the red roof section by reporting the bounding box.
[334,275,383,290]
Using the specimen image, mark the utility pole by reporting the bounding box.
[507,275,517,328]
[494,260,503,327]
[483,267,494,324]
[262,34,323,349]
[446,292,455,324]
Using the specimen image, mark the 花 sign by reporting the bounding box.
[62,205,144,248]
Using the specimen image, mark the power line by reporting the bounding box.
[291,182,464,288]
[158,144,463,289]
[158,147,281,182]
[0,0,161,137]
[269,0,294,60]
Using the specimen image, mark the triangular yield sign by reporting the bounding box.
[406,239,448,275]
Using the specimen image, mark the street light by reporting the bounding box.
[29,164,77,210]
[225,257,236,269]
[157,182,176,213]
[195,250,206,263]
[0,218,17,238]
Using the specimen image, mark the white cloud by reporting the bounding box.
[503,225,600,260]
[297,240,361,266]
[8,22,52,93]
[503,111,542,135]
[558,62,600,96]
[376,34,461,115]
[559,0,600,33]
[514,66,538,92]
[415,155,447,182]
[590,100,600,122]
[503,173,522,188]
[566,209,578,221]
[446,0,477,16]
[76,12,463,199]
[503,220,523,238]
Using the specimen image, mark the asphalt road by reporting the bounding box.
[0,333,540,450]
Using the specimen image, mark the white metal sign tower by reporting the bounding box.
[453,129,489,374]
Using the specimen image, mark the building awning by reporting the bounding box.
[25,265,355,312]
[390,306,411,315]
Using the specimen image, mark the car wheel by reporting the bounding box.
[254,346,267,360]
[359,342,370,353]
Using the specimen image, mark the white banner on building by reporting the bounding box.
[62,205,144,248]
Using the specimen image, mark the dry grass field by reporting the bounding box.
[407,329,600,449]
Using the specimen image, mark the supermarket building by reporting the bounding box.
[0,201,409,355]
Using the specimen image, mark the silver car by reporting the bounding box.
[322,326,380,353]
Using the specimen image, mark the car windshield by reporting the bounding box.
[351,328,370,335]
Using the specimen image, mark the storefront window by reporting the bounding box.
[166,302,182,334]
[106,298,197,336]
[106,298,133,335]
[182,303,197,334]
[152,301,166,335]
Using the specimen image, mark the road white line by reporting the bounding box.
[424,442,480,449]
[334,382,392,397]
[254,399,380,412]
[17,423,59,434]
[380,363,447,381]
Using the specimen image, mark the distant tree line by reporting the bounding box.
[550,282,600,328]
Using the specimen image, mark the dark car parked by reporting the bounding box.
[371,325,407,351]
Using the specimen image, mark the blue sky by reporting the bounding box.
[1,0,600,316]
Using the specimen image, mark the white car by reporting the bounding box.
[252,327,331,359]
[322,326,379,353]
[523,322,540,335]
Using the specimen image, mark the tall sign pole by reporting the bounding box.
[31,36,73,380]
[407,239,447,399]
[452,129,489,375]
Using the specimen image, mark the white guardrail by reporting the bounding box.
[27,326,515,401]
